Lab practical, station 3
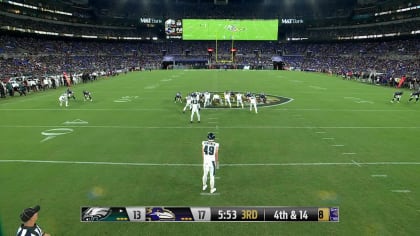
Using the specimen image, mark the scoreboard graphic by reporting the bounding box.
[81,207,339,222]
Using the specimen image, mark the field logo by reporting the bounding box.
[114,96,139,103]
[41,128,73,142]
[63,119,88,125]
[203,92,292,109]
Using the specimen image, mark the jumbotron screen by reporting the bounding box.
[182,19,278,41]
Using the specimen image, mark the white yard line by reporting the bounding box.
[371,174,388,177]
[1,159,419,167]
[4,125,420,129]
[200,192,220,196]
[351,160,361,167]
[391,190,411,193]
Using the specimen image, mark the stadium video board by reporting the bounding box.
[182,19,278,40]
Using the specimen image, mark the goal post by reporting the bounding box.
[215,35,235,63]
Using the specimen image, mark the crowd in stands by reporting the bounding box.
[1,33,418,79]
[0,0,419,99]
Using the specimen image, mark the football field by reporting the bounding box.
[0,70,419,235]
[182,19,278,40]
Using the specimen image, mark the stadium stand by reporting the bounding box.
[1,0,419,98]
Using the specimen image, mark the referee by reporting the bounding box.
[16,205,51,236]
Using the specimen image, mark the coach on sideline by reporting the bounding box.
[16,205,51,236]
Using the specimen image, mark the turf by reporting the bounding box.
[182,19,278,40]
[0,70,419,236]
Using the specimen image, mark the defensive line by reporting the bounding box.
[0,159,419,167]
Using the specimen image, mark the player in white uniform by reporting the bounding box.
[190,93,201,123]
[236,92,244,108]
[249,94,258,113]
[224,91,232,108]
[202,132,219,193]
[212,94,221,105]
[183,94,192,113]
[203,91,211,108]
[59,93,68,107]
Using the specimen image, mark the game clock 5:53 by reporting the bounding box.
[211,207,263,221]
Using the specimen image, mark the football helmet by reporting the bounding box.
[207,132,215,141]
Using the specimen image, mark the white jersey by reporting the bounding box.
[236,93,244,108]
[185,95,192,104]
[212,94,220,101]
[204,92,211,100]
[224,92,231,100]
[59,93,69,107]
[190,97,201,122]
[249,96,258,113]
[191,98,200,111]
[202,140,219,163]
[59,94,68,102]
[204,92,211,107]
[236,93,243,102]
[202,139,219,193]
[250,96,257,104]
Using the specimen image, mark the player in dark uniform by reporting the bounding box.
[66,88,76,100]
[174,92,182,103]
[83,90,93,101]
[259,93,267,103]
[245,91,252,101]
[391,91,403,103]
[408,90,420,103]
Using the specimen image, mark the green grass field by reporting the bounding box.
[182,19,278,40]
[0,70,419,236]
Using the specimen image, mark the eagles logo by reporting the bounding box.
[82,207,112,221]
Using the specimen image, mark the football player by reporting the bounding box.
[174,92,182,103]
[212,94,221,105]
[249,94,258,113]
[224,91,232,108]
[408,90,420,103]
[183,93,192,113]
[202,132,219,194]
[259,93,267,103]
[59,93,68,107]
[203,91,211,108]
[245,91,252,100]
[236,92,244,108]
[67,88,76,100]
[83,90,93,101]
[190,93,201,123]
[391,91,403,103]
